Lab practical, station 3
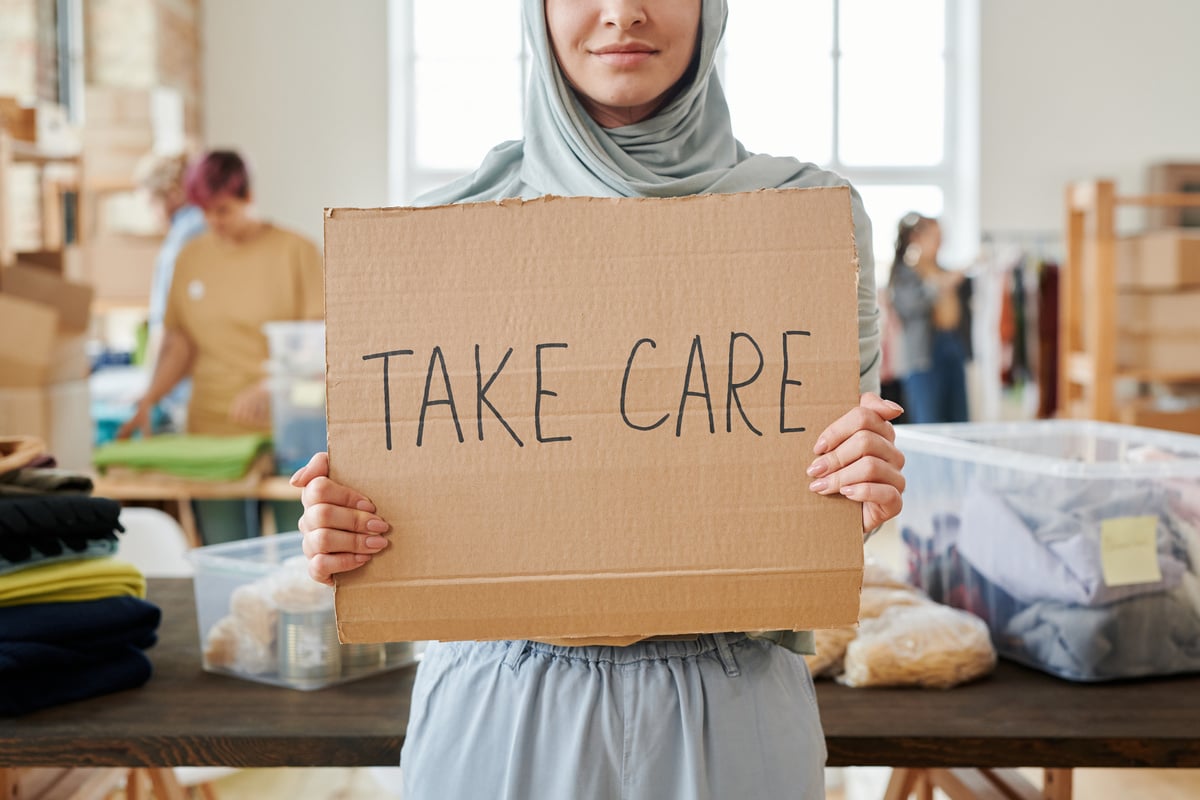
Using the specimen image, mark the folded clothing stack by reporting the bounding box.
[92,434,273,482]
[0,437,160,716]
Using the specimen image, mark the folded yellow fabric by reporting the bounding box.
[0,557,146,607]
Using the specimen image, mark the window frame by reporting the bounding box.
[387,0,979,266]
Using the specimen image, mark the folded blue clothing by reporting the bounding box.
[0,595,160,652]
[0,646,153,716]
[0,596,160,716]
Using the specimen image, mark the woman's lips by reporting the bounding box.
[592,47,656,67]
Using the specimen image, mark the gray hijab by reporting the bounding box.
[418,0,880,394]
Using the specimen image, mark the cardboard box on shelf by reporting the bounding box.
[325,188,865,644]
[1118,400,1200,437]
[79,235,158,304]
[0,264,93,386]
[1117,334,1200,375]
[0,98,37,142]
[82,87,185,185]
[1116,230,1200,289]
[1118,290,1200,336]
[0,379,92,471]
[1146,162,1200,229]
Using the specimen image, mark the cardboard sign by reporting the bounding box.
[324,188,864,643]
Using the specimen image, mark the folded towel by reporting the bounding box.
[0,557,145,606]
[93,434,272,481]
[0,647,154,716]
[0,496,124,573]
[0,594,160,654]
[0,595,161,716]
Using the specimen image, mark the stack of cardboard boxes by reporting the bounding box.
[75,85,182,305]
[1116,222,1200,434]
[0,264,94,469]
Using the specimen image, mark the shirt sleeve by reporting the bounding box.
[162,245,192,332]
[295,237,325,320]
[849,186,882,396]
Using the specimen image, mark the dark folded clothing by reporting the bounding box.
[0,596,160,716]
[0,595,160,653]
[0,646,153,716]
[0,495,125,567]
[0,467,94,497]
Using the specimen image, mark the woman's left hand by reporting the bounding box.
[807,393,906,534]
[229,381,272,428]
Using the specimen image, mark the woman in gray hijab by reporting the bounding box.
[295,2,905,797]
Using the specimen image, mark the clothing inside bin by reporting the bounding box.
[904,482,1200,681]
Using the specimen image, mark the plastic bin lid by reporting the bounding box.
[895,419,1200,478]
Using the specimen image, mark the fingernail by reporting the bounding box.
[357,500,377,513]
[365,535,388,549]
[841,485,862,499]
[289,467,303,482]
[806,458,827,478]
[354,554,371,563]
[813,437,829,455]
[809,479,829,493]
[884,400,904,412]
[366,518,389,533]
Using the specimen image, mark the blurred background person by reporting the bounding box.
[118,149,323,543]
[134,150,207,430]
[888,213,970,424]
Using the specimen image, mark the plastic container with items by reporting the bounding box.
[895,420,1200,682]
[187,532,420,690]
[263,321,327,475]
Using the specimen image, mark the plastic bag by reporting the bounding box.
[839,603,996,689]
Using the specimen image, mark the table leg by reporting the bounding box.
[916,771,935,800]
[126,769,148,800]
[884,768,921,800]
[1,768,17,800]
[176,497,202,548]
[146,768,188,800]
[1043,768,1072,800]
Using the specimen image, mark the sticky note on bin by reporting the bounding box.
[1100,515,1162,587]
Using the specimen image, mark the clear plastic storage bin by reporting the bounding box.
[895,420,1200,681]
[263,321,327,475]
[187,532,420,690]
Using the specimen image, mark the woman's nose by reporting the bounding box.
[600,0,647,30]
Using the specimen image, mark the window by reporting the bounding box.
[723,0,977,274]
[389,0,978,269]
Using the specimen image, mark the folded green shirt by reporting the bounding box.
[93,434,271,482]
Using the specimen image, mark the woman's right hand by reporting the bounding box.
[291,452,391,586]
[115,401,153,440]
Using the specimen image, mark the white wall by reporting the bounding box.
[203,0,389,245]
[981,0,1200,236]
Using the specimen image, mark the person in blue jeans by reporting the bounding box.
[294,1,907,797]
[888,213,970,424]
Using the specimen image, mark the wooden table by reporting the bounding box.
[0,579,413,769]
[92,471,303,547]
[3,580,1200,797]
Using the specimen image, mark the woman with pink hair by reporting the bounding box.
[119,150,322,543]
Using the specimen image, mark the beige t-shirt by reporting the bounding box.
[164,224,323,436]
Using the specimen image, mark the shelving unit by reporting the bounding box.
[1059,179,1200,426]
[0,131,80,269]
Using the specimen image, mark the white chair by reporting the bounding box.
[116,508,238,797]
[115,507,195,578]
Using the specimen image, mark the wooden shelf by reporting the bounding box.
[1058,178,1200,427]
